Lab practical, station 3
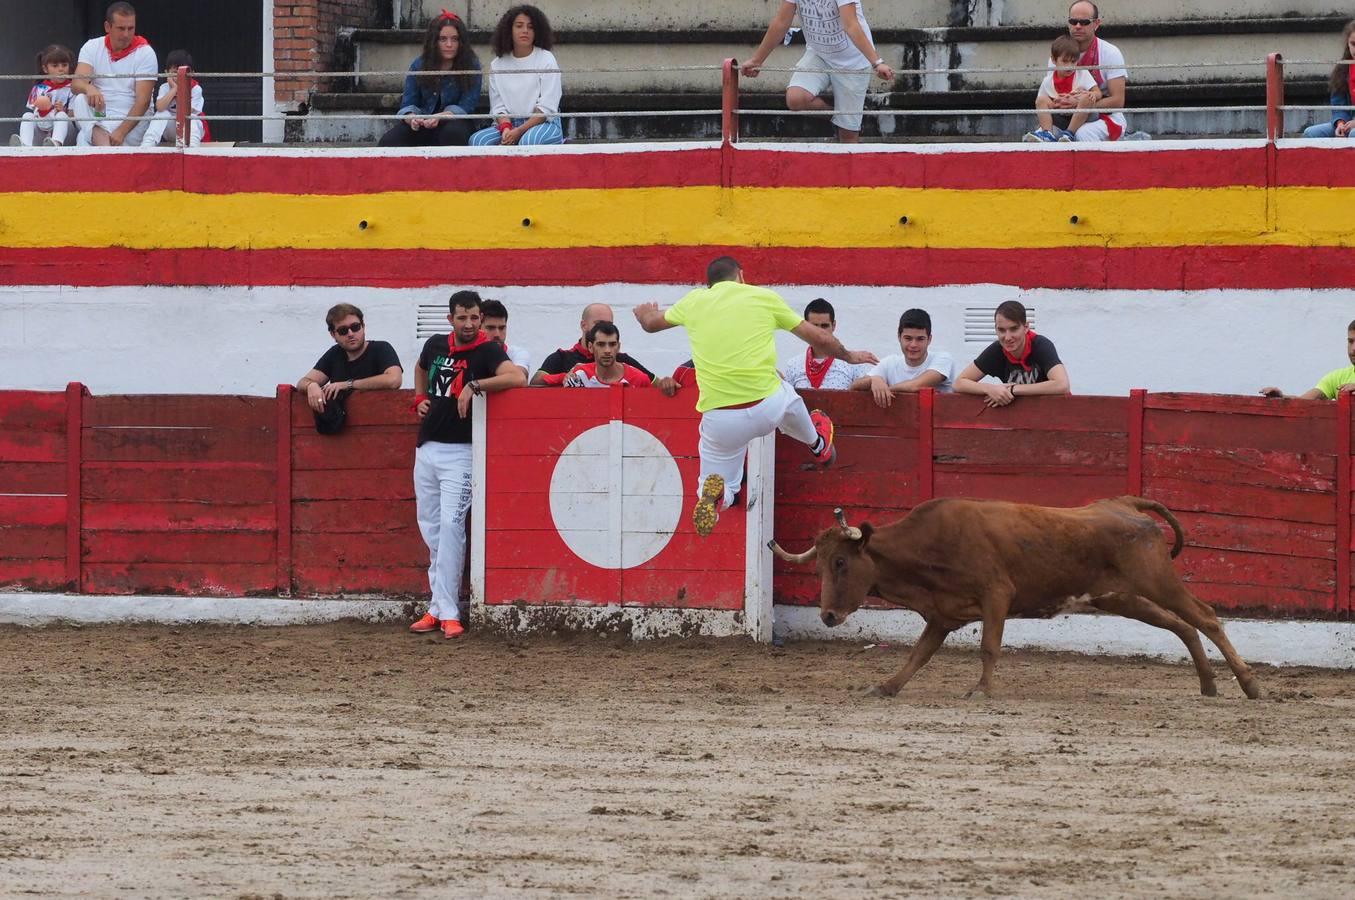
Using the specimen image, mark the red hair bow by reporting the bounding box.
[439,8,461,21]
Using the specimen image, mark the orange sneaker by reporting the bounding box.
[809,409,836,465]
[409,613,439,634]
[442,619,465,639]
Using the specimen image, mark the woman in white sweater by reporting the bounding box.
[469,5,563,146]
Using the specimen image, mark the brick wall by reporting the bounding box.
[274,0,386,109]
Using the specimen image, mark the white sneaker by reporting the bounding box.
[42,137,60,147]
[1123,131,1152,141]
[8,135,21,146]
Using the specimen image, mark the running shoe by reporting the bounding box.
[409,613,439,634]
[810,409,836,466]
[1022,129,1057,143]
[442,619,465,639]
[1056,129,1074,142]
[693,473,724,537]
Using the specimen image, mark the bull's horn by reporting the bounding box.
[766,539,817,564]
[833,507,863,541]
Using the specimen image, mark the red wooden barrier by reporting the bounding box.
[0,386,1351,619]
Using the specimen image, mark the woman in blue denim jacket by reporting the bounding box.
[1303,20,1355,139]
[379,11,482,147]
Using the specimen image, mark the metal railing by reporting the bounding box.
[1,53,1347,147]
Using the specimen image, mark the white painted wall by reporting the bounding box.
[2,282,1353,397]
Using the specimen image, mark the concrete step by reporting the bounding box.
[302,78,1329,143]
[402,0,1349,30]
[350,17,1348,94]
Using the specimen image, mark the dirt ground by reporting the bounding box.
[2,624,1354,898]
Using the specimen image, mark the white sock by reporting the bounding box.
[810,436,825,454]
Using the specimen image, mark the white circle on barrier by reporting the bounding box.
[549,423,683,569]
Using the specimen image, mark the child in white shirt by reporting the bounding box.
[469,5,564,147]
[13,45,74,147]
[1024,35,1101,143]
[142,49,206,146]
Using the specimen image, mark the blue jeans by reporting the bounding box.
[469,118,564,146]
[1303,122,1344,138]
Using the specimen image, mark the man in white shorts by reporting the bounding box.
[70,2,157,147]
[633,256,877,536]
[741,0,894,142]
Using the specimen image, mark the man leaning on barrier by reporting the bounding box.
[1260,320,1355,400]
[296,304,403,433]
[741,0,894,143]
[70,1,157,147]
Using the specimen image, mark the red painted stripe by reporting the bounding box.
[3,145,1333,194]
[6,244,1355,290]
[0,150,724,195]
[64,382,82,591]
[276,385,293,596]
[730,147,1271,190]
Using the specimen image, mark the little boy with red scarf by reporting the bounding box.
[410,290,525,639]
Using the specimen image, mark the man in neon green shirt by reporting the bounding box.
[634,256,877,535]
[1260,321,1355,399]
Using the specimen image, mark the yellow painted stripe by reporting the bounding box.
[1,186,1351,250]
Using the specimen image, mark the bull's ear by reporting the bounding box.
[857,522,874,548]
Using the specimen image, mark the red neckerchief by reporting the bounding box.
[449,330,493,355]
[105,35,149,62]
[804,347,834,389]
[1052,71,1075,94]
[41,78,71,90]
[1078,38,1103,89]
[566,339,594,361]
[1002,330,1039,372]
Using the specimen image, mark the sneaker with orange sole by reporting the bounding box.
[809,409,836,465]
[409,613,439,633]
[442,619,465,639]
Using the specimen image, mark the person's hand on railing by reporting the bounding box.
[1338,121,1353,138]
[873,61,894,82]
[739,59,763,79]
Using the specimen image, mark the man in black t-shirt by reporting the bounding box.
[954,300,1071,407]
[410,290,525,640]
[531,302,658,385]
[296,303,403,414]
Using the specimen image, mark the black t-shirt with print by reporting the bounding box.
[314,340,402,384]
[538,342,655,379]
[974,334,1062,385]
[417,334,510,446]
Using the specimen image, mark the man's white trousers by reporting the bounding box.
[69,94,150,146]
[699,381,816,507]
[413,441,473,622]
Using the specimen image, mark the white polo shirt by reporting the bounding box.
[77,37,157,121]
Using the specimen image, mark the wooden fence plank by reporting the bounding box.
[292,428,416,471]
[1145,477,1333,525]
[83,426,274,463]
[81,562,276,595]
[82,464,276,503]
[82,531,276,564]
[485,566,621,605]
[290,390,421,428]
[0,392,66,430]
[1178,547,1334,593]
[1144,445,1334,493]
[293,564,428,596]
[292,467,414,501]
[0,462,65,494]
[934,470,1126,507]
[85,394,273,428]
[292,499,415,533]
[0,526,65,559]
[0,495,65,527]
[1145,408,1333,454]
[0,559,65,590]
[1173,511,1334,560]
[0,430,65,463]
[934,394,1129,432]
[82,501,275,532]
[300,528,428,568]
[934,428,1126,468]
[621,569,744,610]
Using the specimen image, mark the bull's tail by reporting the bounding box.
[1122,496,1185,558]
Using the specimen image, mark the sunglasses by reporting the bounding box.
[1068,17,1094,25]
[332,322,363,336]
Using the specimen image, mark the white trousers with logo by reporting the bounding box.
[698,381,817,508]
[414,441,473,622]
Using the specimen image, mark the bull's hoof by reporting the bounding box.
[1242,679,1262,700]
[963,686,992,700]
[865,684,896,699]
[1200,682,1218,697]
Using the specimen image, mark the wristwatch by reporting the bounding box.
[470,380,483,396]
[873,57,885,67]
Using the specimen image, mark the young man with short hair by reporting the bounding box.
[479,298,532,379]
[954,300,1071,407]
[634,255,877,535]
[410,290,526,639]
[1260,320,1355,399]
[532,302,656,384]
[851,308,953,408]
[541,322,652,387]
[296,303,403,415]
[782,298,872,390]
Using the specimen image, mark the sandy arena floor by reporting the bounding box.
[2,623,1354,898]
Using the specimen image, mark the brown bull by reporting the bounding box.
[769,496,1261,700]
